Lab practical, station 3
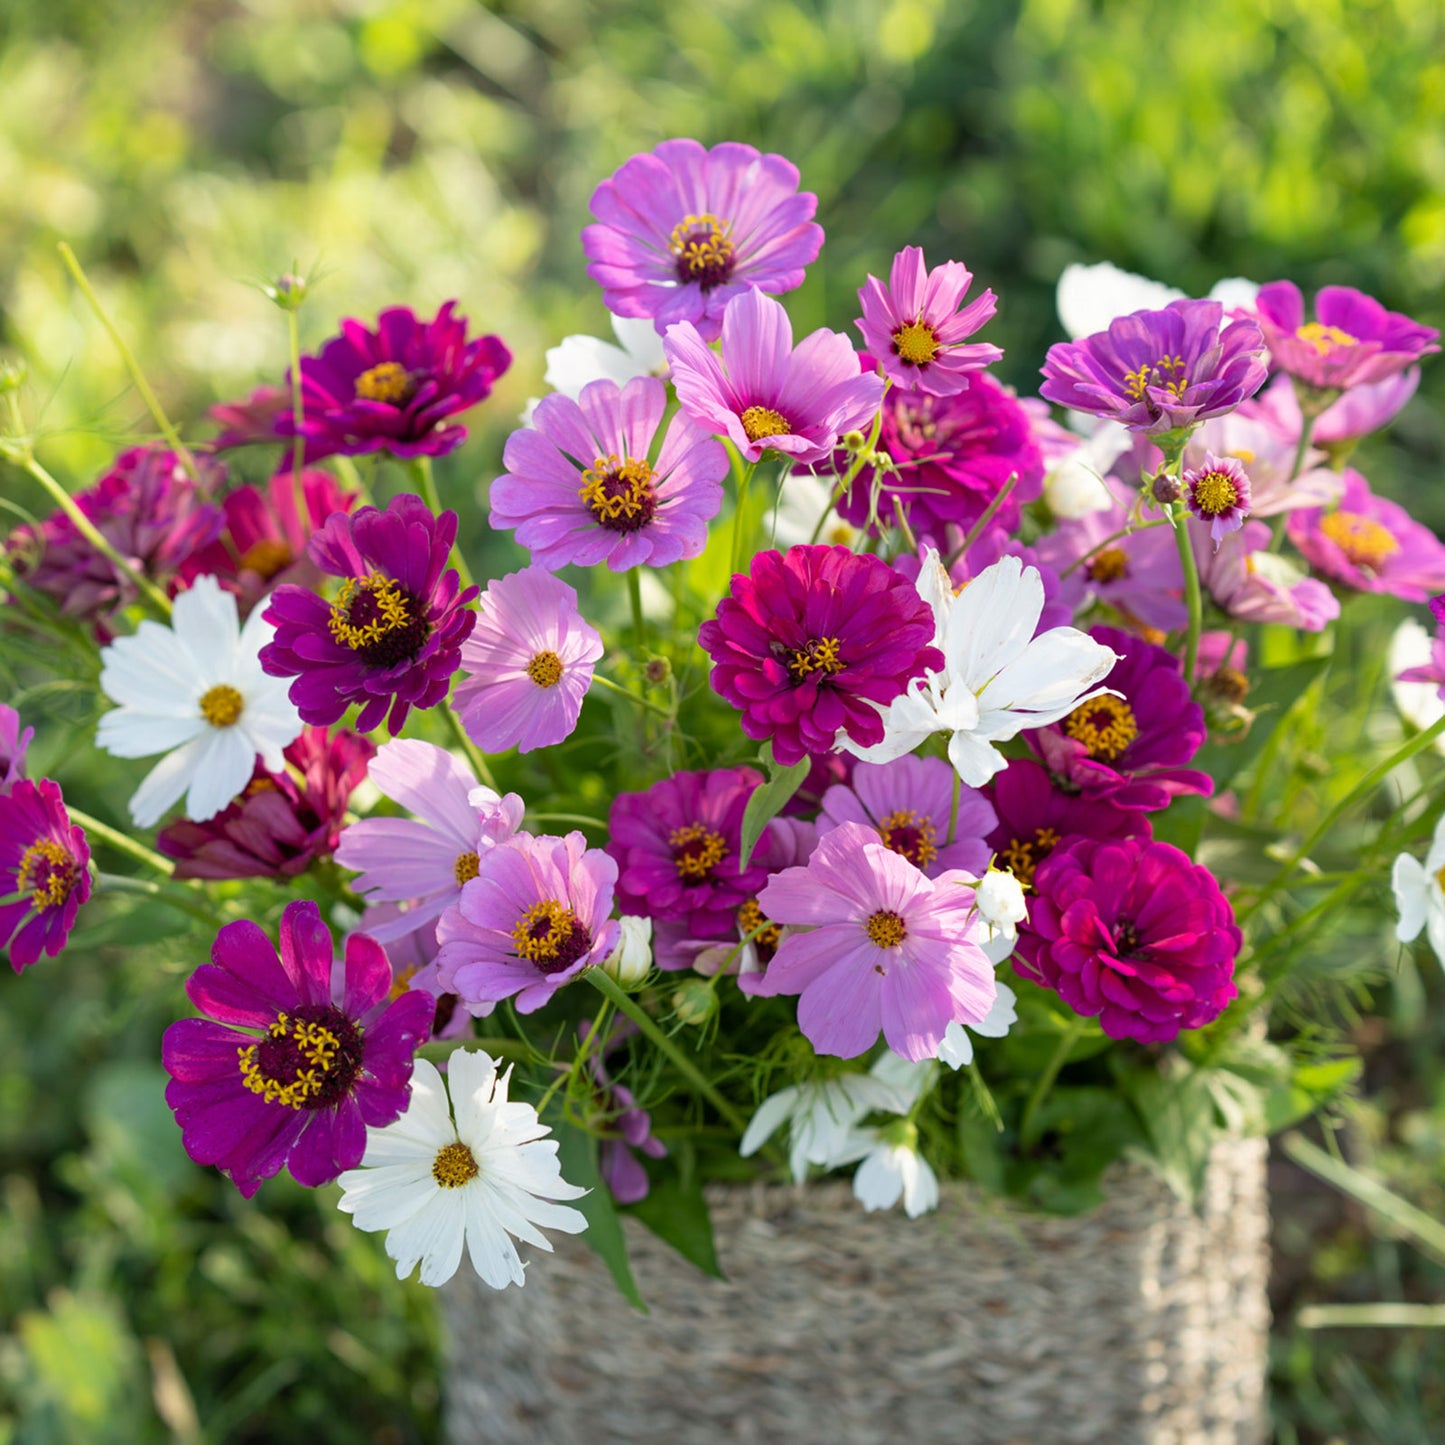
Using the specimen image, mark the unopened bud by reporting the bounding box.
[841,429,867,451]
[0,357,26,394]
[600,916,652,989]
[265,272,309,311]
[670,977,717,1027]
[975,869,1028,937]
[644,657,671,686]
[1150,471,1182,505]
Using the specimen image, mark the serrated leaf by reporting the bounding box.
[737,740,811,870]
[626,1171,723,1280]
[554,1122,647,1312]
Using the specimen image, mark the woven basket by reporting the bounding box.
[441,1135,1269,1445]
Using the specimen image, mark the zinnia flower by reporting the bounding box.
[489,376,727,571]
[276,302,511,462]
[1016,837,1240,1044]
[337,1049,588,1289]
[161,900,435,1196]
[582,138,824,342]
[1393,811,1445,969]
[98,574,304,827]
[1183,452,1252,544]
[0,704,33,795]
[699,544,943,767]
[665,288,885,465]
[855,245,1001,395]
[0,778,91,972]
[261,493,478,735]
[451,569,603,755]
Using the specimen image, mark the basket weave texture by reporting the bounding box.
[442,1135,1269,1445]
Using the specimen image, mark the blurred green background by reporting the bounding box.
[3,1,1445,1440]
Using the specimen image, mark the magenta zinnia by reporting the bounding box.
[0,778,91,972]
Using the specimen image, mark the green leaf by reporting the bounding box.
[554,1122,647,1312]
[1122,1066,1219,1202]
[626,1169,724,1280]
[737,740,811,869]
[1007,1087,1142,1215]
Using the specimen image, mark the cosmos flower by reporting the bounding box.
[1393,811,1445,969]
[1183,452,1252,545]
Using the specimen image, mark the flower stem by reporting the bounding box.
[1019,1013,1088,1147]
[1169,497,1204,684]
[411,456,478,594]
[440,698,498,792]
[627,567,646,654]
[591,672,673,720]
[729,460,758,576]
[66,806,175,876]
[286,306,308,525]
[946,470,1021,570]
[92,872,227,930]
[1058,518,1168,578]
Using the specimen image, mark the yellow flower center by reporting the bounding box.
[509,899,590,972]
[353,361,415,405]
[1063,695,1139,761]
[787,636,845,681]
[198,684,244,728]
[1319,511,1399,572]
[669,823,728,880]
[454,851,480,885]
[328,573,427,664]
[893,319,940,366]
[1191,469,1240,517]
[669,212,736,288]
[999,826,1061,889]
[877,809,938,869]
[865,909,907,949]
[1295,322,1358,355]
[578,454,658,533]
[432,1140,480,1189]
[740,405,790,443]
[236,1007,363,1110]
[17,839,77,910]
[1123,355,1187,401]
[1435,865,1445,894]
[737,897,782,956]
[526,651,564,688]
[1085,547,1130,584]
[238,538,293,579]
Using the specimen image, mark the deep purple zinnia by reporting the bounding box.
[276,302,511,462]
[1015,837,1240,1044]
[582,138,824,342]
[697,544,944,767]
[1040,300,1268,439]
[261,493,478,735]
[1026,626,1212,813]
[161,900,435,1195]
[0,778,91,972]
[489,375,727,571]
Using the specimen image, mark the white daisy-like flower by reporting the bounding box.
[739,1074,900,1183]
[936,982,1018,1070]
[1392,812,1445,969]
[972,868,1029,943]
[1042,423,1129,518]
[519,317,669,425]
[771,470,863,550]
[842,552,1120,787]
[1056,261,1259,342]
[336,1050,587,1289]
[95,574,303,827]
[1389,620,1445,757]
[843,1122,941,1218]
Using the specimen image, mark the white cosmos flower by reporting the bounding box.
[1392,813,1445,969]
[771,471,863,550]
[842,552,1120,787]
[739,1074,900,1183]
[936,982,1018,1069]
[841,1123,940,1218]
[1389,621,1445,757]
[1056,262,1260,341]
[95,574,302,827]
[336,1051,587,1289]
[519,316,669,424]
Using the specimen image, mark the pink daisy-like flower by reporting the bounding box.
[665,288,885,465]
[452,569,603,755]
[0,778,91,972]
[209,385,290,449]
[1287,469,1445,603]
[697,544,944,767]
[751,822,997,1062]
[1192,519,1340,632]
[489,376,727,571]
[161,900,435,1195]
[0,704,34,795]
[261,493,478,736]
[336,739,524,943]
[435,831,621,1015]
[1183,452,1252,545]
[582,138,824,342]
[855,245,1002,396]
[1183,395,1340,517]
[276,302,511,463]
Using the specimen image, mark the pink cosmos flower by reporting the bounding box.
[0,704,34,795]
[582,138,824,342]
[751,821,997,1063]
[855,246,1002,395]
[0,778,91,972]
[335,739,525,943]
[359,903,469,1043]
[435,831,621,1015]
[452,569,603,755]
[1192,519,1339,631]
[489,376,727,571]
[1183,452,1252,545]
[665,288,885,465]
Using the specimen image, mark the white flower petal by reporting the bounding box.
[127,735,211,827]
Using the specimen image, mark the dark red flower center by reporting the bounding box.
[998,826,1061,889]
[669,212,735,290]
[237,1004,365,1111]
[1113,921,1141,957]
[669,823,728,881]
[1062,695,1138,762]
[510,899,592,974]
[877,808,938,868]
[328,572,431,668]
[17,839,78,910]
[578,454,658,533]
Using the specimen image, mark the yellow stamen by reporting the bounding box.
[432,1141,480,1189]
[668,213,735,282]
[669,823,728,880]
[1123,355,1187,401]
[510,899,580,963]
[737,897,781,952]
[999,826,1061,889]
[1191,469,1240,517]
[236,1013,342,1110]
[1319,511,1399,573]
[788,636,845,681]
[454,851,480,885]
[866,910,907,948]
[893,320,939,366]
[1063,695,1139,761]
[17,839,75,909]
[327,573,414,652]
[199,684,244,728]
[238,538,293,578]
[877,809,938,869]
[740,405,790,443]
[1086,547,1130,584]
[354,361,414,405]
[526,651,564,688]
[1296,322,1358,355]
[578,454,656,526]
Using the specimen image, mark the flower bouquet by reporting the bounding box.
[4,137,1443,1432]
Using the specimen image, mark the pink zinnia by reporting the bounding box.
[750,822,997,1062]
[665,288,885,465]
[855,245,1001,395]
[0,704,34,795]
[452,569,603,755]
[0,778,91,972]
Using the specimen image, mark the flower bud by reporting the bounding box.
[841,429,867,451]
[600,915,652,989]
[670,977,718,1027]
[1150,471,1182,505]
[265,272,310,312]
[644,657,671,686]
[0,357,27,394]
[975,868,1028,937]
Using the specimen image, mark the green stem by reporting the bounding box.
[1170,497,1204,685]
[948,768,961,844]
[526,812,609,830]
[1019,1014,1088,1147]
[67,806,175,875]
[411,456,478,594]
[1269,414,1318,553]
[946,470,1022,569]
[92,872,227,930]
[729,460,758,576]
[439,700,498,792]
[627,568,646,654]
[56,243,199,479]
[592,672,673,719]
[586,969,750,1136]
[286,307,307,525]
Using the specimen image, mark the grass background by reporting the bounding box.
[2,1,1444,1439]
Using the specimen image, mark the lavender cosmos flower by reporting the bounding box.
[1183,452,1252,545]
[582,138,824,342]
[336,739,524,943]
[1027,627,1212,812]
[276,302,511,462]
[0,704,34,795]
[579,1019,667,1204]
[7,445,223,633]
[698,545,944,767]
[1192,519,1340,632]
[157,725,375,881]
[489,376,727,571]
[665,288,885,465]
[261,493,477,735]
[161,900,434,1195]
[1040,300,1268,438]
[0,778,91,972]
[1015,837,1240,1044]
[855,246,1002,395]
[834,369,1044,542]
[751,821,997,1063]
[1287,470,1445,603]
[1246,282,1439,395]
[435,831,620,1015]
[818,755,996,879]
[452,569,603,755]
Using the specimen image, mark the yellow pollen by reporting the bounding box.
[388,963,419,1002]
[668,212,735,279]
[1296,322,1358,355]
[510,899,579,963]
[237,1013,342,1110]
[454,851,480,885]
[866,909,907,949]
[328,573,413,652]
[740,405,790,443]
[17,839,75,909]
[353,361,414,405]
[1435,865,1445,894]
[893,319,940,366]
[1319,511,1400,572]
[238,538,293,578]
[199,684,244,728]
[877,809,939,868]
[1228,448,1256,467]
[1063,694,1139,761]
[669,823,728,880]
[1123,355,1187,401]
[578,454,657,523]
[999,826,1061,890]
[1191,469,1240,517]
[788,636,845,681]
[432,1140,480,1189]
[737,897,781,951]
[1086,547,1130,584]
[526,651,564,688]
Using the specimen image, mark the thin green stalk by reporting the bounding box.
[67,806,175,876]
[1019,1014,1087,1147]
[946,470,1021,569]
[1058,518,1168,578]
[592,672,673,720]
[526,812,609,830]
[948,768,961,844]
[56,243,198,478]
[411,456,478,593]
[627,568,646,654]
[1299,1304,1445,1330]
[286,306,307,525]
[729,460,758,576]
[1269,414,1318,552]
[1170,497,1204,684]
[440,700,498,791]
[92,872,227,930]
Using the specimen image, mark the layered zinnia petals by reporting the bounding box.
[0,778,91,971]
